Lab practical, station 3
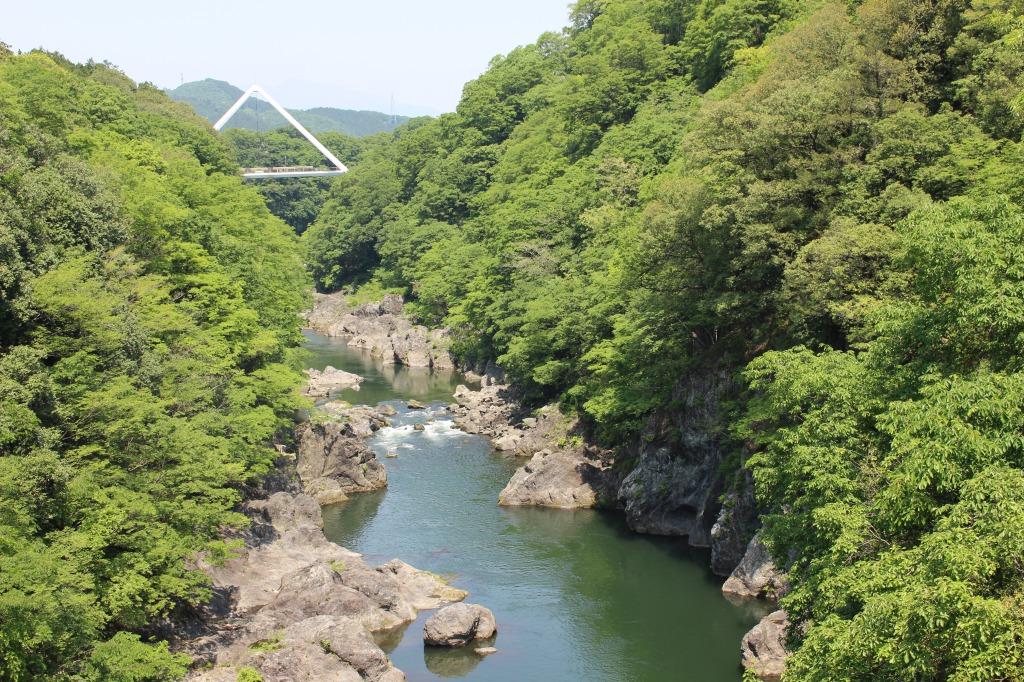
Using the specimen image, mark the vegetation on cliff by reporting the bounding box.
[0,48,307,680]
[302,0,1024,678]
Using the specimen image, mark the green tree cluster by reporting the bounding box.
[0,50,308,680]
[220,127,384,234]
[302,0,1024,678]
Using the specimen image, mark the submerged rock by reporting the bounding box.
[423,603,497,647]
[296,421,387,505]
[741,610,789,681]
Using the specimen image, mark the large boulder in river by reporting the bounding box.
[741,610,789,681]
[303,366,363,398]
[296,422,387,504]
[423,603,497,647]
[320,402,391,438]
[722,532,787,601]
[498,449,614,509]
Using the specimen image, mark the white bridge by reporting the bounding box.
[214,84,349,179]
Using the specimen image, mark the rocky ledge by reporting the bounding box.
[305,292,455,370]
[449,383,617,509]
[294,418,389,505]
[303,366,363,398]
[722,532,787,601]
[187,491,467,681]
[741,609,790,682]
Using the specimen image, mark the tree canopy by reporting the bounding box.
[0,51,308,680]
[302,0,1024,678]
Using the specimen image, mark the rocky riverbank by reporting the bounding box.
[179,361,481,680]
[184,489,467,681]
[447,367,790,681]
[303,294,787,679]
[305,292,455,370]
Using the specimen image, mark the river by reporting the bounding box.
[303,330,767,681]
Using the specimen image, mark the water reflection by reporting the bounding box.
[305,332,762,681]
[424,642,490,677]
[322,487,387,552]
[301,330,469,404]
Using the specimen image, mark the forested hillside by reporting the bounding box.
[303,0,1024,678]
[168,79,409,136]
[220,127,387,234]
[0,47,308,680]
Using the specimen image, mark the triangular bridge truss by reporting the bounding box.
[214,84,349,179]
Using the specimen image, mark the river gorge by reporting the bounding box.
[304,330,768,681]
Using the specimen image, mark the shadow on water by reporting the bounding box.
[321,488,388,554]
[304,331,765,682]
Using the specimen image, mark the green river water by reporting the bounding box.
[303,330,767,681]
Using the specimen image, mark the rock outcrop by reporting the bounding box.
[295,421,387,504]
[615,367,736,552]
[499,448,614,509]
[423,603,497,647]
[449,383,517,441]
[319,402,391,438]
[722,533,787,600]
[306,293,455,370]
[188,491,467,681]
[741,610,789,681]
[303,366,363,398]
[710,476,760,576]
[450,384,616,509]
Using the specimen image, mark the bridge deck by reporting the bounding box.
[240,166,347,179]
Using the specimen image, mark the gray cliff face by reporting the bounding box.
[295,420,388,505]
[305,292,455,370]
[615,366,735,549]
[710,474,760,576]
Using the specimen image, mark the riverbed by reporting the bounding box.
[304,330,766,681]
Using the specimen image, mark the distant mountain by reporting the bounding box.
[168,79,409,137]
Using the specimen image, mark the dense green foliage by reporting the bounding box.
[303,0,1024,678]
[0,50,308,680]
[221,127,385,234]
[168,79,409,136]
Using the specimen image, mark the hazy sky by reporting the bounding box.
[3,0,571,116]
